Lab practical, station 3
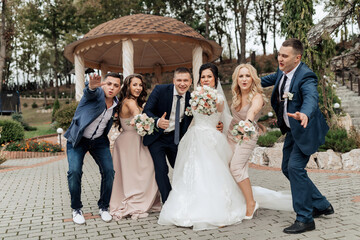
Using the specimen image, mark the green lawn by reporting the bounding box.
[24,124,56,139]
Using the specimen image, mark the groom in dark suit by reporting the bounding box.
[261,39,334,234]
[143,67,193,203]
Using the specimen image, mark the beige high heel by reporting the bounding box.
[244,201,259,220]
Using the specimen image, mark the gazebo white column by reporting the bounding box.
[100,65,107,81]
[74,54,85,101]
[192,45,203,86]
[122,39,134,78]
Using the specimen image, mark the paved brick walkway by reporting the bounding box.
[1,154,359,240]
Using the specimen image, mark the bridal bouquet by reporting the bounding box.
[230,120,258,144]
[189,86,218,116]
[129,113,155,136]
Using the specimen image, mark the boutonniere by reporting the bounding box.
[283,92,294,101]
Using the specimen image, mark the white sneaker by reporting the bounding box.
[99,208,112,222]
[72,209,86,225]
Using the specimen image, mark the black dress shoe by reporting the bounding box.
[312,204,334,218]
[283,220,315,234]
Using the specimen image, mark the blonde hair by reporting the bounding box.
[231,64,266,109]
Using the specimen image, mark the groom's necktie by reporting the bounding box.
[174,95,182,145]
[277,74,288,134]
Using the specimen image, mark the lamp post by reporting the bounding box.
[57,128,64,150]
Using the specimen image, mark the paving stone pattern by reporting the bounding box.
[0,154,360,240]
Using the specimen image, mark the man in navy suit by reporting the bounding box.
[64,73,121,224]
[143,67,193,203]
[261,39,334,234]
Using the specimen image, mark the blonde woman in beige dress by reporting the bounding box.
[227,64,266,219]
[109,74,161,220]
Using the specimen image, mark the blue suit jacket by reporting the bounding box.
[64,83,117,148]
[143,84,192,146]
[261,62,329,155]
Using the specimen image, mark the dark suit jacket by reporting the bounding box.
[261,62,329,155]
[64,82,117,148]
[143,84,192,146]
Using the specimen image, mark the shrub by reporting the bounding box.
[0,119,25,144]
[11,113,37,131]
[32,102,38,108]
[55,101,78,130]
[319,127,357,153]
[258,115,269,122]
[257,130,281,147]
[6,139,63,153]
[23,103,28,108]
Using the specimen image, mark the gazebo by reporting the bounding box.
[64,14,222,101]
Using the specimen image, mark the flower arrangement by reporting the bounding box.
[129,113,155,136]
[230,120,258,144]
[283,92,294,101]
[5,140,63,153]
[189,86,218,116]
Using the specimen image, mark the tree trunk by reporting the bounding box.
[240,10,247,63]
[234,11,241,63]
[205,0,209,39]
[226,33,232,60]
[0,0,6,92]
[53,37,59,99]
[272,0,277,54]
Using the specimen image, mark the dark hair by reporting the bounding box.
[282,38,304,56]
[104,72,123,82]
[115,74,147,130]
[198,62,219,88]
[174,67,192,77]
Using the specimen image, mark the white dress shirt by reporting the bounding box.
[158,86,186,133]
[278,62,300,128]
[83,99,118,139]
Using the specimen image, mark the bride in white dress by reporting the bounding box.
[158,63,292,231]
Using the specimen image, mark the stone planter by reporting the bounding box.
[250,145,360,171]
[3,151,65,160]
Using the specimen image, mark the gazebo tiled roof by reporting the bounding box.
[64,14,222,73]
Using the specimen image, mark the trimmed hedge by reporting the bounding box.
[257,130,282,147]
[0,119,25,144]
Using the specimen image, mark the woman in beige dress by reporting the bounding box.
[227,64,265,219]
[110,74,161,220]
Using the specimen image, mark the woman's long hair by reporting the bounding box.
[231,64,266,109]
[115,74,147,130]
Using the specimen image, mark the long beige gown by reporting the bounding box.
[227,104,260,182]
[109,117,161,220]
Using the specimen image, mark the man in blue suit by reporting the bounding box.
[261,39,334,234]
[64,73,121,225]
[143,67,193,203]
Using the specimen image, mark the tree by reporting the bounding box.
[254,0,271,55]
[0,0,6,92]
[22,0,82,99]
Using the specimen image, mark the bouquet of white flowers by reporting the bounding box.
[129,113,155,136]
[189,86,218,116]
[230,120,258,144]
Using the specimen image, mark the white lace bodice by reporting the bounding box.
[192,111,222,129]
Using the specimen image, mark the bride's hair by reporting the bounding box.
[198,63,219,88]
[115,74,147,130]
[231,64,266,109]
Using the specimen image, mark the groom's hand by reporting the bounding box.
[287,111,308,128]
[89,74,104,90]
[158,112,169,130]
[216,121,223,133]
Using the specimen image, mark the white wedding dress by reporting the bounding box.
[158,93,293,231]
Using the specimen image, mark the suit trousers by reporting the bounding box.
[282,131,330,223]
[148,131,178,203]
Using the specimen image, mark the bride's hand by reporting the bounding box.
[216,121,223,133]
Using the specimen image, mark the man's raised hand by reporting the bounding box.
[89,74,104,90]
[158,112,169,130]
[287,111,308,128]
